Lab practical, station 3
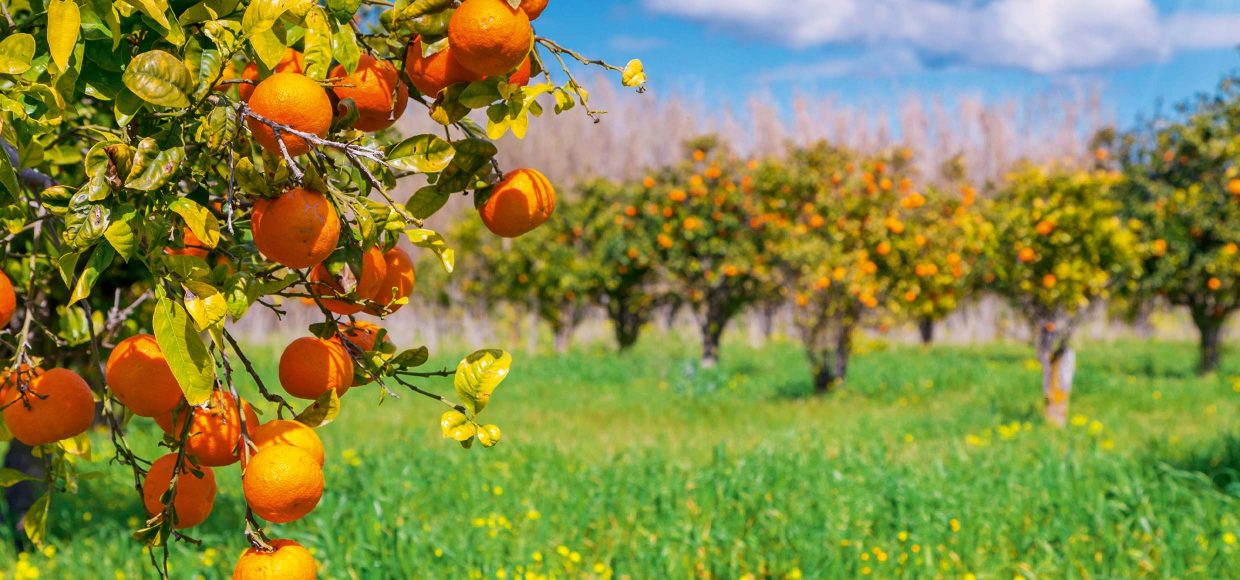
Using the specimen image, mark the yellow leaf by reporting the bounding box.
[621,59,646,88]
[453,350,511,416]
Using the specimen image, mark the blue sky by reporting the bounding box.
[532,0,1240,127]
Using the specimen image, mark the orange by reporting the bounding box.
[252,188,341,270]
[1209,277,1222,291]
[238,49,306,101]
[243,445,324,524]
[0,270,15,328]
[508,56,532,86]
[331,55,409,132]
[308,247,387,315]
[233,539,317,580]
[142,453,217,529]
[213,61,238,93]
[479,168,556,238]
[1018,247,1036,263]
[521,0,549,20]
[3,368,95,446]
[448,0,533,77]
[156,391,259,467]
[404,37,481,97]
[336,321,389,353]
[249,420,324,466]
[165,227,210,260]
[278,337,353,399]
[367,248,416,314]
[106,334,185,417]
[1035,220,1055,236]
[0,364,42,407]
[1042,274,1057,288]
[246,73,332,157]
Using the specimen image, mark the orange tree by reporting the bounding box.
[983,166,1140,426]
[1113,74,1240,374]
[0,0,642,575]
[753,143,909,392]
[637,137,773,367]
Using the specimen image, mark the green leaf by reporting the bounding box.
[294,389,340,428]
[388,134,455,174]
[122,50,192,108]
[0,468,39,488]
[69,243,115,306]
[125,144,185,191]
[153,297,216,406]
[182,281,227,332]
[406,228,455,273]
[391,346,429,368]
[622,59,647,88]
[405,186,450,220]
[330,20,360,74]
[120,0,172,28]
[169,198,221,250]
[0,33,35,75]
[249,28,286,70]
[459,81,502,109]
[303,6,333,80]
[47,0,82,72]
[104,212,136,261]
[453,349,511,416]
[327,0,364,21]
[23,493,49,546]
[0,147,19,201]
[180,0,241,25]
[202,104,238,150]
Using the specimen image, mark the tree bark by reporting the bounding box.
[700,317,724,368]
[918,317,935,345]
[606,292,649,351]
[1037,329,1075,427]
[1191,307,1226,375]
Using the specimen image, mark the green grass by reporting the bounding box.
[1,336,1238,579]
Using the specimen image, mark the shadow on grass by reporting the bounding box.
[1151,433,1240,498]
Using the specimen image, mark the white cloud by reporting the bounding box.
[642,0,1240,73]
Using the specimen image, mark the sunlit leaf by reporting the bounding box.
[295,389,341,428]
[388,134,455,174]
[122,50,192,108]
[406,228,454,273]
[69,243,115,306]
[169,198,221,250]
[47,0,82,72]
[153,297,216,405]
[0,33,35,75]
[23,493,49,545]
[453,349,511,415]
[622,59,647,88]
[182,281,227,332]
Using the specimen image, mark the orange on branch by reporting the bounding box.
[0,364,42,407]
[1018,247,1036,263]
[249,420,325,467]
[331,55,408,132]
[3,368,94,446]
[246,73,332,157]
[404,37,480,97]
[243,445,325,524]
[142,453,217,529]
[233,539,317,580]
[448,0,534,77]
[479,168,557,238]
[164,227,210,260]
[308,247,387,315]
[106,334,185,417]
[367,248,416,314]
[0,270,15,328]
[238,49,306,101]
[336,321,389,353]
[520,0,548,20]
[156,390,259,467]
[278,337,353,400]
[252,188,341,270]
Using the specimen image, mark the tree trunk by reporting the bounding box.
[810,358,836,394]
[701,317,724,368]
[1037,330,1075,427]
[918,317,935,345]
[553,324,572,354]
[3,441,46,551]
[1191,308,1226,375]
[607,293,647,351]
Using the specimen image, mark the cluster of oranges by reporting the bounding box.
[226,0,557,243]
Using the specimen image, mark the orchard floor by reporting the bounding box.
[0,336,1238,579]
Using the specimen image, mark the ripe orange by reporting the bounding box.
[3,368,95,446]
[1035,220,1055,236]
[252,188,341,270]
[238,49,306,101]
[0,270,15,328]
[164,227,210,260]
[142,453,217,529]
[249,420,324,466]
[1018,247,1036,263]
[1229,178,1240,196]
[508,56,532,86]
[336,321,389,353]
[106,334,185,417]
[0,364,42,408]
[367,248,416,314]
[308,247,387,315]
[404,37,480,97]
[246,73,332,157]
[479,168,556,238]
[156,391,259,467]
[233,539,317,580]
[448,0,533,77]
[1042,274,1057,288]
[243,445,324,524]
[1209,277,1222,291]
[331,55,408,132]
[520,0,549,20]
[278,337,353,399]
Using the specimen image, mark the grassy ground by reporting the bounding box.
[0,335,1237,579]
